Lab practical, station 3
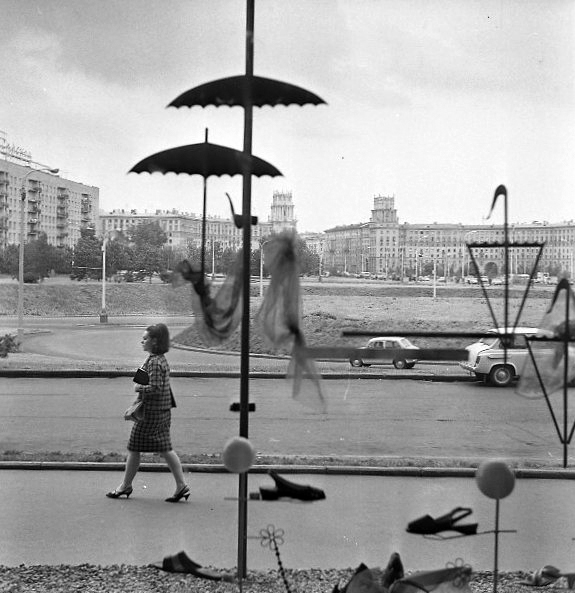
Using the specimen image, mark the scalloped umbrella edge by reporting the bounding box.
[128,142,282,178]
[168,75,327,108]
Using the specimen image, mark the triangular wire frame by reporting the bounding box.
[516,279,575,467]
[466,242,544,328]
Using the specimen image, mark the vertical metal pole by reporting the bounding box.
[504,199,509,330]
[17,186,26,342]
[493,498,500,593]
[201,128,209,277]
[563,288,570,467]
[259,244,263,298]
[237,0,254,579]
[100,239,108,323]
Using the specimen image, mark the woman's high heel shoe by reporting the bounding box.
[106,486,133,499]
[166,485,190,503]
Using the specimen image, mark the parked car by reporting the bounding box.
[350,336,419,369]
[459,327,547,387]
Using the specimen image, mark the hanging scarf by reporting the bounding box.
[172,251,243,345]
[257,232,326,412]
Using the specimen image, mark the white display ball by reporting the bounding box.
[222,437,255,473]
[476,459,515,499]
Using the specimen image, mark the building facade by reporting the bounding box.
[323,195,575,279]
[268,190,297,234]
[100,208,277,251]
[0,160,99,249]
[100,189,298,251]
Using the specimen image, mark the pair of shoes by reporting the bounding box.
[259,470,326,502]
[519,566,574,587]
[150,550,234,581]
[406,506,477,536]
[165,485,190,503]
[106,485,133,499]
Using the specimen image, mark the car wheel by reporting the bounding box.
[350,358,363,367]
[405,362,416,369]
[489,365,514,387]
[393,359,407,369]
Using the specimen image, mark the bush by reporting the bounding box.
[23,272,39,283]
[0,333,19,358]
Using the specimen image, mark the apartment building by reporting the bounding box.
[324,195,575,278]
[0,159,99,249]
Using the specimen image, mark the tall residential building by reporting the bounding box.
[0,160,99,249]
[323,195,575,279]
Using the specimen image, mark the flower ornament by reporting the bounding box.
[259,524,285,549]
[446,558,472,588]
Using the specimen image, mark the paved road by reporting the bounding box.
[0,376,568,464]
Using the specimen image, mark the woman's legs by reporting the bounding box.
[160,450,187,490]
[120,450,141,489]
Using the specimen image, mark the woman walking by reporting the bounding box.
[106,323,189,502]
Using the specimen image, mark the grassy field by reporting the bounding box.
[0,276,553,354]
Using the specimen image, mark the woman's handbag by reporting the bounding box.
[133,367,149,385]
[124,399,144,422]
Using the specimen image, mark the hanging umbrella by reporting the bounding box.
[169,75,326,108]
[129,141,281,178]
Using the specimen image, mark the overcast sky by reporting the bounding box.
[2,0,574,232]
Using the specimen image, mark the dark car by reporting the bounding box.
[350,336,419,369]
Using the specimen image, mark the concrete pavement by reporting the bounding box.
[3,467,575,572]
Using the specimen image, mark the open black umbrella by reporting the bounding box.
[169,75,326,108]
[129,141,281,178]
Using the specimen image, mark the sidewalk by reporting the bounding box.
[0,468,570,572]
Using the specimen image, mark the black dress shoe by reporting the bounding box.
[165,485,190,503]
[268,470,326,501]
[106,486,133,499]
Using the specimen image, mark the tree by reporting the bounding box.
[0,245,19,277]
[129,222,167,250]
[220,247,239,274]
[134,243,163,281]
[24,233,53,280]
[127,222,168,281]
[72,227,102,280]
[106,239,133,277]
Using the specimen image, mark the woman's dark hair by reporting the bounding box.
[147,323,170,354]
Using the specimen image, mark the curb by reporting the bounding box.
[0,461,574,480]
[0,368,474,381]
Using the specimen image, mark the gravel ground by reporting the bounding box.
[0,566,552,593]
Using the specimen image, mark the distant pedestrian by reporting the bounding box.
[106,323,189,502]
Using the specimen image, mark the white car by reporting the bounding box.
[350,336,419,369]
[459,327,543,387]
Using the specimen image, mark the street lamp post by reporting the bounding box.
[100,237,108,323]
[17,166,59,342]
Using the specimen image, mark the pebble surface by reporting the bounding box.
[0,566,555,593]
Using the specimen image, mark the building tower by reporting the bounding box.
[269,190,297,234]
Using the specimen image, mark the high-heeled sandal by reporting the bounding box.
[268,470,326,501]
[106,485,133,499]
[407,506,477,535]
[165,485,190,503]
